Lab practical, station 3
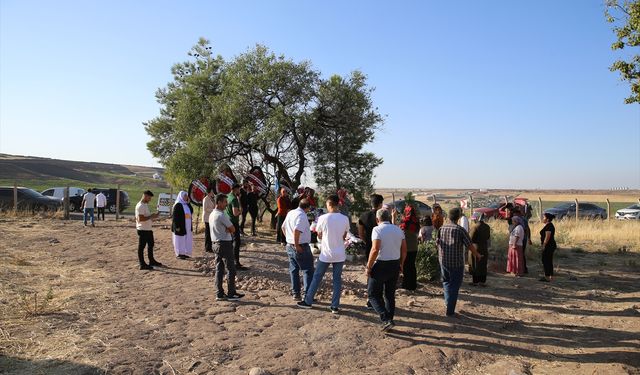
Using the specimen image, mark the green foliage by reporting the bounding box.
[416,240,441,282]
[310,72,383,216]
[606,0,640,104]
[145,40,384,196]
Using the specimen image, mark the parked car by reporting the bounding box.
[0,187,62,212]
[615,204,640,220]
[544,202,607,220]
[41,187,86,212]
[91,188,130,213]
[387,200,432,218]
[471,202,503,221]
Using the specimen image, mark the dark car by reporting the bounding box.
[41,187,84,212]
[387,200,432,218]
[544,202,607,220]
[0,187,62,212]
[91,188,130,213]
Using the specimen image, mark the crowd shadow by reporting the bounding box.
[187,233,640,368]
[0,355,105,375]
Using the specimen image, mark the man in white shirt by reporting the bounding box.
[135,190,162,270]
[282,199,315,301]
[210,193,245,301]
[202,187,215,253]
[81,188,96,227]
[297,194,349,313]
[366,209,407,331]
[95,191,107,221]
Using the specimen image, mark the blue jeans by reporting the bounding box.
[367,259,400,322]
[286,244,314,296]
[83,208,94,225]
[304,260,344,308]
[441,265,464,316]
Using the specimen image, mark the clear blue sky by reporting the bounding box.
[1,0,638,189]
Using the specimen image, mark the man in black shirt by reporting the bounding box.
[358,193,384,310]
[359,194,384,259]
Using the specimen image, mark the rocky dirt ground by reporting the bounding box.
[1,217,639,374]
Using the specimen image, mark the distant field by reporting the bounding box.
[0,154,174,214]
[0,178,171,215]
[376,190,639,220]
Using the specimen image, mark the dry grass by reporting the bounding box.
[485,218,640,253]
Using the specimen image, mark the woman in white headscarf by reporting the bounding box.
[171,191,194,259]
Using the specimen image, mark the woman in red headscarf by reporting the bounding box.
[400,204,420,291]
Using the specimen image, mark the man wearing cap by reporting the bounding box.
[135,190,163,270]
[226,184,247,270]
[437,207,483,317]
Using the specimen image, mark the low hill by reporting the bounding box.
[0,154,170,213]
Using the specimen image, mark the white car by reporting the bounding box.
[615,204,640,220]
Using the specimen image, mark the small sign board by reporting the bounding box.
[158,193,177,215]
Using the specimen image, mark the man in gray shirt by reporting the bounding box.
[210,193,244,301]
[366,209,407,331]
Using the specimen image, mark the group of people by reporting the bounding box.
[80,188,107,227]
[134,187,558,330]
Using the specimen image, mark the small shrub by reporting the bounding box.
[416,241,440,281]
[18,287,55,317]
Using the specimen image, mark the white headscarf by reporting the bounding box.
[175,191,189,205]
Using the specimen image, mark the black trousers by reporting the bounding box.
[276,215,286,244]
[233,222,241,265]
[241,208,258,235]
[97,207,105,220]
[401,251,417,290]
[367,259,400,322]
[204,222,212,252]
[542,247,555,277]
[137,230,156,265]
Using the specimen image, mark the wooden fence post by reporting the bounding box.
[170,187,174,216]
[116,184,121,221]
[606,198,611,221]
[575,198,579,220]
[13,182,17,214]
[64,186,70,220]
[538,197,543,221]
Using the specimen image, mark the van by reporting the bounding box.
[41,187,86,212]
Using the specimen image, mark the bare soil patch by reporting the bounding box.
[1,217,639,374]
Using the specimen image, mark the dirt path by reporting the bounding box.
[1,217,639,374]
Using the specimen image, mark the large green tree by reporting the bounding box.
[145,40,384,216]
[311,72,383,215]
[606,0,640,104]
[144,38,225,187]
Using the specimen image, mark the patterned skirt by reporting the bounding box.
[506,244,525,275]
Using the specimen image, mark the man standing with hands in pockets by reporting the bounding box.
[283,199,315,301]
[366,208,407,331]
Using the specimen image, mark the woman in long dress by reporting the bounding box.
[469,213,491,286]
[400,204,420,291]
[506,216,525,276]
[172,191,194,259]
